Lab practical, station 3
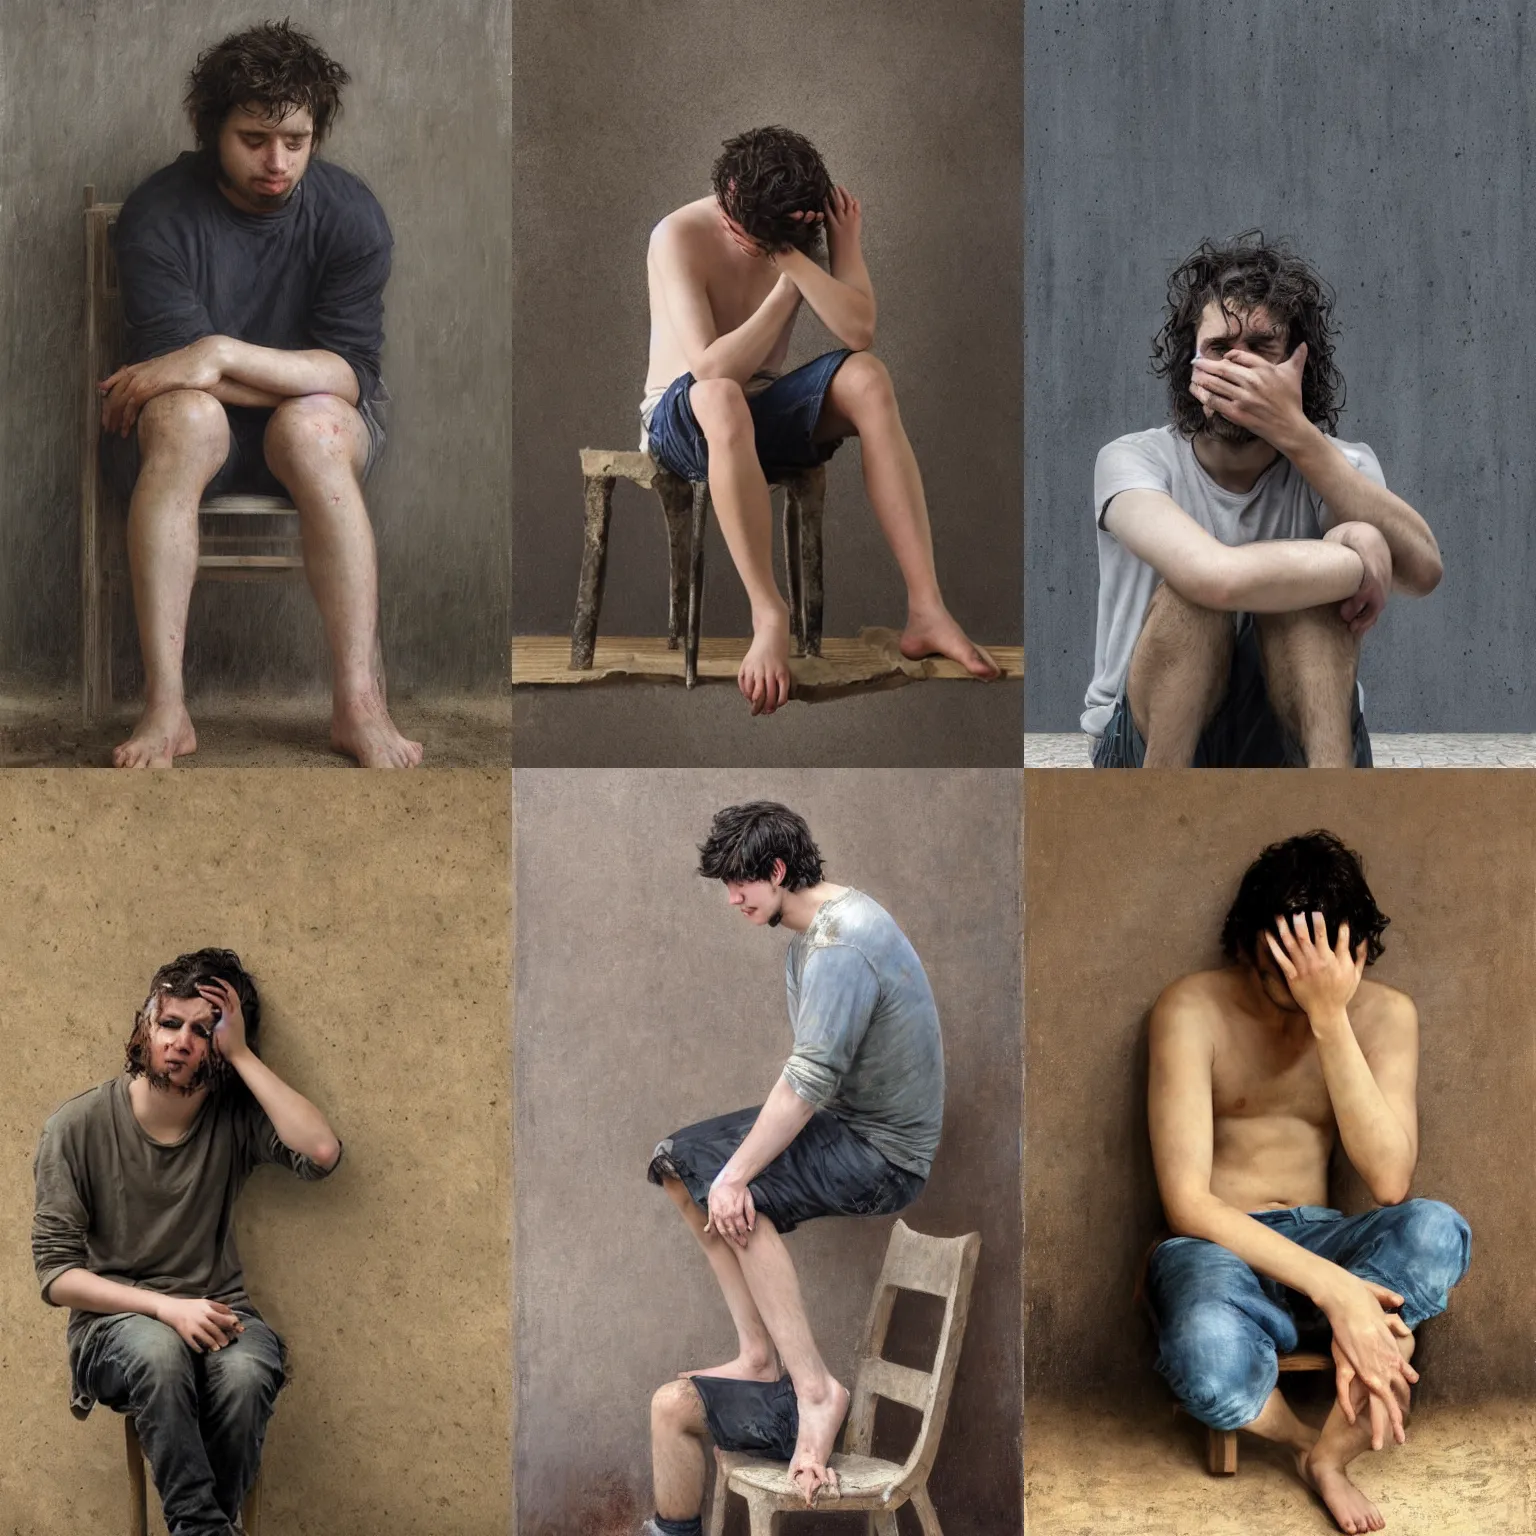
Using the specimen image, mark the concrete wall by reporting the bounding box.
[1025,1,1536,731]
[1025,772,1536,1406]
[510,0,1022,763]
[514,771,1021,1535]
[0,1,511,692]
[0,773,512,1534]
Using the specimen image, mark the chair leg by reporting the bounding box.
[125,1416,149,1536]
[569,474,615,670]
[872,1509,900,1536]
[743,1491,776,1535]
[242,1468,262,1534]
[705,1456,729,1536]
[653,471,694,651]
[1207,1426,1238,1475]
[685,480,709,689]
[782,486,804,656]
[908,1481,944,1535]
[82,524,112,725]
[796,465,825,657]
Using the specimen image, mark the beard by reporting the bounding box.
[1200,406,1259,447]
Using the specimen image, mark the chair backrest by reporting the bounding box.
[841,1218,981,1490]
[83,185,124,473]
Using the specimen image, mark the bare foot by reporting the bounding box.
[1299,1448,1386,1534]
[331,694,423,769]
[113,701,197,768]
[787,1378,850,1505]
[739,609,792,716]
[679,1351,780,1383]
[900,606,1001,679]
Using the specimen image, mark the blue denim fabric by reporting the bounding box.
[76,1312,285,1536]
[1147,1201,1470,1430]
[646,350,853,482]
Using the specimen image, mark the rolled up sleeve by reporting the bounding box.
[32,1125,90,1305]
[782,944,880,1107]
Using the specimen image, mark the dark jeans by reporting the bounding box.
[77,1312,284,1536]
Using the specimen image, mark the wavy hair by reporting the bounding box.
[712,126,832,256]
[185,20,350,149]
[697,801,825,891]
[125,948,262,1093]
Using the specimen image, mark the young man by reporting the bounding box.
[642,802,944,1529]
[32,950,341,1536]
[1148,833,1470,1533]
[104,21,421,769]
[643,125,998,715]
[1085,235,1443,766]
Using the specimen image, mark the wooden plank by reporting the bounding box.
[197,554,305,570]
[201,495,299,516]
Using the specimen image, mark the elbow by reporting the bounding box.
[844,321,875,353]
[1173,563,1241,613]
[1370,1172,1413,1207]
[1161,1195,1213,1240]
[314,1138,342,1172]
[1403,549,1443,598]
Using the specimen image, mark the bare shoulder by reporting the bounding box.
[649,199,714,261]
[1149,968,1230,1041]
[1351,977,1418,1043]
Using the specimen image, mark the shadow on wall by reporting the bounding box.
[0,3,511,692]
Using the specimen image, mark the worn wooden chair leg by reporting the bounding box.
[796,466,826,657]
[125,1416,149,1536]
[743,1491,777,1534]
[685,480,709,688]
[1207,1425,1238,1475]
[782,487,805,656]
[82,526,111,725]
[242,1470,262,1534]
[655,471,694,650]
[872,1509,900,1536]
[569,474,615,670]
[908,1481,944,1534]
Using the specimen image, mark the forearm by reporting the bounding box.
[207,378,286,410]
[691,282,801,384]
[718,1075,816,1186]
[1311,1011,1416,1203]
[1167,1193,1354,1306]
[778,249,875,351]
[1287,426,1442,593]
[1185,537,1365,612]
[210,337,360,405]
[47,1267,165,1318]
[226,1050,342,1168]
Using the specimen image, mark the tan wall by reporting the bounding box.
[513,770,1022,1535]
[1025,772,1536,1406]
[0,772,512,1534]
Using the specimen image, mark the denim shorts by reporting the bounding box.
[689,1373,800,1460]
[644,350,853,483]
[1092,612,1373,768]
[648,1103,924,1235]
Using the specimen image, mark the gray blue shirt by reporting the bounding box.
[783,888,944,1177]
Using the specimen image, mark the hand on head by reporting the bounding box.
[197,977,248,1061]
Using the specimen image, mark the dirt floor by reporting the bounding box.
[0,686,510,768]
[1026,1398,1536,1535]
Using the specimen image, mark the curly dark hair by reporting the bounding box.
[698,802,825,892]
[711,126,833,256]
[125,948,262,1093]
[1152,232,1345,438]
[1221,831,1389,968]
[185,20,350,150]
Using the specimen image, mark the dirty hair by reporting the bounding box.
[712,126,833,255]
[125,948,262,1092]
[698,802,825,891]
[1152,231,1345,438]
[185,20,350,150]
[1221,831,1389,967]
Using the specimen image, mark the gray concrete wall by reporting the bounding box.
[510,0,1022,762]
[0,1,511,692]
[1026,1,1536,731]
[513,771,1021,1535]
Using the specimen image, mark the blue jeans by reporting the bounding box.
[1146,1201,1470,1430]
[76,1312,285,1536]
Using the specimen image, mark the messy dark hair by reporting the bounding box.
[125,948,262,1093]
[1152,232,1345,438]
[698,802,825,892]
[185,20,350,150]
[1221,831,1389,967]
[712,126,833,255]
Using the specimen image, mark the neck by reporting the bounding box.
[128,1072,209,1138]
[778,880,849,933]
[1191,428,1280,493]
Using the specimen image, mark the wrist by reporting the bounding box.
[199,334,232,375]
[1307,1005,1354,1040]
[1276,413,1326,464]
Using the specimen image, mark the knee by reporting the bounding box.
[117,1319,194,1394]
[1145,581,1228,637]
[1390,1199,1472,1291]
[1160,1305,1272,1430]
[136,389,227,454]
[835,351,895,413]
[688,377,752,443]
[263,393,361,467]
[651,1377,701,1436]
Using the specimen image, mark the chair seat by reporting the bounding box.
[724,1450,907,1506]
[200,494,297,515]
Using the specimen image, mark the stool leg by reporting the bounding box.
[797,465,826,657]
[1207,1426,1238,1475]
[125,1416,149,1536]
[782,484,804,657]
[685,480,709,689]
[569,475,615,670]
[655,471,694,650]
[242,1467,262,1534]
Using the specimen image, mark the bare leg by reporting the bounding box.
[1256,606,1361,768]
[816,353,998,678]
[661,1177,778,1381]
[116,389,229,768]
[688,378,791,715]
[650,1378,710,1522]
[262,395,422,768]
[1125,583,1234,766]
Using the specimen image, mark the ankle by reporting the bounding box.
[791,1370,841,1407]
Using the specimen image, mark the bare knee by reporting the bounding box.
[136,389,228,462]
[1256,605,1359,682]
[651,1377,704,1437]
[833,351,896,416]
[689,377,753,447]
[263,393,364,475]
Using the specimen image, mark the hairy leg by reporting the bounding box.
[262,395,422,767]
[116,388,230,767]
[1255,605,1361,767]
[661,1176,778,1381]
[689,378,791,715]
[1125,583,1234,766]
[816,353,997,678]
[650,1378,711,1521]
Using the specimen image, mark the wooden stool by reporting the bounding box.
[1204,1351,1332,1475]
[569,449,826,688]
[125,1413,262,1534]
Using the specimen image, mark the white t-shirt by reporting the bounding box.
[1082,425,1386,736]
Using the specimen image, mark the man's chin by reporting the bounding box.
[1201,414,1259,448]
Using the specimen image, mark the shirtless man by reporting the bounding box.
[643,125,998,715]
[642,802,942,1528]
[1086,234,1443,766]
[103,21,421,768]
[1148,832,1470,1532]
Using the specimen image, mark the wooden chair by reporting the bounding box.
[569,449,826,688]
[125,1413,262,1534]
[706,1219,981,1536]
[1202,1351,1331,1475]
[81,185,304,725]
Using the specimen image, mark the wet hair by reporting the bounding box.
[185,20,349,150]
[697,802,824,891]
[1221,831,1389,967]
[711,126,833,255]
[125,948,262,1091]
[1152,231,1345,438]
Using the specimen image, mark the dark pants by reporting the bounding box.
[77,1312,284,1536]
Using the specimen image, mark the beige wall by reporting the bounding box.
[0,772,512,1534]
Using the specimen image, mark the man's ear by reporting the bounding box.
[770,857,788,889]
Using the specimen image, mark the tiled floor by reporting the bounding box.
[1025,734,1536,768]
